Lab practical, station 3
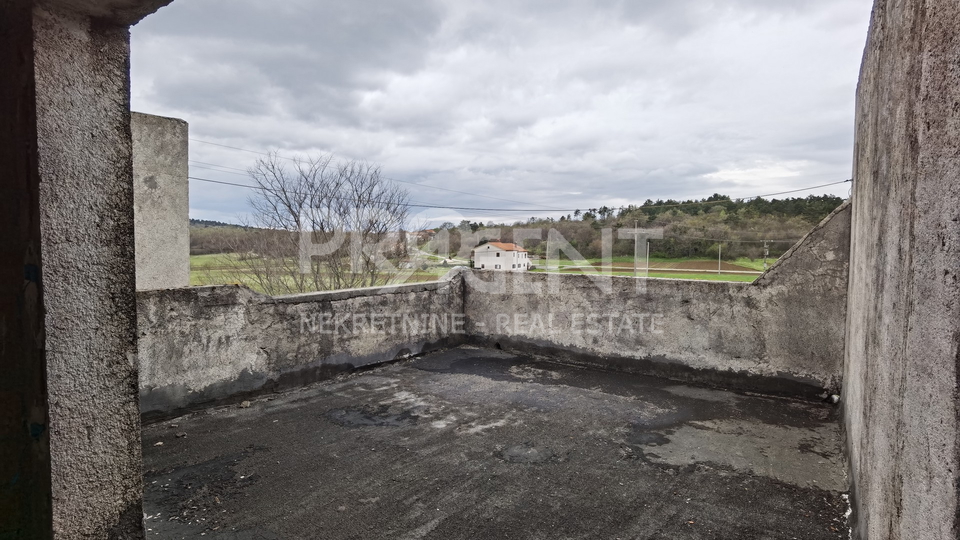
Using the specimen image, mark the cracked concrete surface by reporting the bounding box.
[142,346,849,539]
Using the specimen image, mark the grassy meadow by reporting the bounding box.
[191,253,773,294]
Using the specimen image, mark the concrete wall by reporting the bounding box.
[843,0,960,538]
[132,112,189,290]
[464,202,851,398]
[137,275,466,417]
[139,205,850,416]
[754,201,852,388]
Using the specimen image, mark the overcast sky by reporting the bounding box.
[131,0,874,226]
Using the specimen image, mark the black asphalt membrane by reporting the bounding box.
[142,346,849,539]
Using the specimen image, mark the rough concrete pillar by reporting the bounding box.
[1,0,173,537]
[33,6,146,536]
[132,112,189,290]
[844,0,960,538]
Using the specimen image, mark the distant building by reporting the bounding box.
[472,242,530,271]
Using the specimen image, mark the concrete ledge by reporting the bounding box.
[274,279,451,304]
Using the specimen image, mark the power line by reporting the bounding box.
[188,138,850,213]
[189,176,426,209]
[190,160,250,173]
[189,163,250,177]
[189,139,564,210]
[385,177,564,211]
[189,175,850,214]
[615,180,851,211]
[191,139,294,159]
[666,235,800,244]
[744,181,852,200]
[188,175,568,212]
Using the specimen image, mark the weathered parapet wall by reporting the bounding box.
[843,0,960,538]
[755,201,851,387]
[138,204,850,414]
[133,111,189,290]
[137,275,466,417]
[464,202,851,397]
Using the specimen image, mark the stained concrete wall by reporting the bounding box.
[843,0,960,538]
[140,205,851,416]
[137,275,466,417]
[132,112,189,290]
[464,202,851,397]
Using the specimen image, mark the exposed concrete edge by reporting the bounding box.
[39,0,176,25]
[274,280,449,303]
[131,110,187,126]
[463,267,755,290]
[138,277,463,306]
[466,335,830,401]
[137,283,269,306]
[267,267,468,304]
[754,199,852,287]
[843,422,862,538]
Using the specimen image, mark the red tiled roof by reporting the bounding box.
[482,242,527,252]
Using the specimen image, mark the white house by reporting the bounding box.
[472,242,531,271]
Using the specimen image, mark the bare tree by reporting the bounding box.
[217,152,412,295]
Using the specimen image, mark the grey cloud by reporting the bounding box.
[136,0,444,122]
[133,0,873,224]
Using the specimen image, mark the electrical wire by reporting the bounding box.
[190,140,565,210]
[189,175,850,214]
[190,138,850,212]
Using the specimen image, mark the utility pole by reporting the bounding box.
[718,243,722,274]
[617,226,664,279]
[763,240,769,271]
[645,240,650,278]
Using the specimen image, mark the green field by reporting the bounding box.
[528,268,758,282]
[651,272,758,282]
[191,253,769,293]
[581,256,772,271]
[190,253,452,294]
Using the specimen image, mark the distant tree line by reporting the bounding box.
[427,194,845,261]
[192,193,845,263]
[190,218,244,228]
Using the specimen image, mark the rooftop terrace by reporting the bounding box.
[143,346,848,539]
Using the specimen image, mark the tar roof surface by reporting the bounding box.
[143,346,849,539]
